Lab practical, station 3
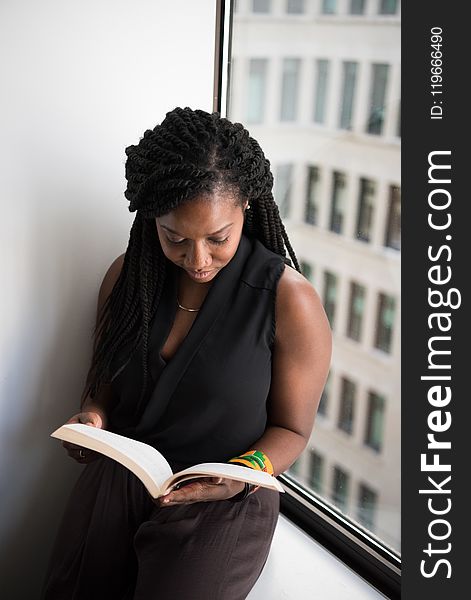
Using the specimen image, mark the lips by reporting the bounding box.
[185,269,215,280]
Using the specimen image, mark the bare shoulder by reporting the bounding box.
[275,264,332,348]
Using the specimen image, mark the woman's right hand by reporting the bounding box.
[61,411,104,464]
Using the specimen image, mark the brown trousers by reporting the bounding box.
[40,456,280,600]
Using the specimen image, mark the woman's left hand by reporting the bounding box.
[156,477,246,506]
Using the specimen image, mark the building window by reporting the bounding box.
[347,282,365,342]
[318,371,331,416]
[252,0,271,13]
[305,166,320,225]
[313,59,330,124]
[364,391,386,452]
[396,101,401,137]
[357,483,378,530]
[374,292,396,353]
[275,164,293,218]
[287,0,305,14]
[321,0,337,14]
[332,466,350,512]
[366,63,390,135]
[339,61,358,130]
[323,271,337,329]
[338,377,356,434]
[329,171,346,234]
[300,260,314,281]
[309,450,324,493]
[288,457,301,476]
[349,0,365,14]
[356,178,375,242]
[280,58,301,121]
[384,185,401,250]
[379,0,398,15]
[247,58,268,124]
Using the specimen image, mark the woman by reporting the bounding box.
[41,107,332,599]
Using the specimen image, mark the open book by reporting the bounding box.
[51,423,285,499]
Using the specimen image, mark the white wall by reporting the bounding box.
[0,1,215,596]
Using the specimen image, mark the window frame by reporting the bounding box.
[214,3,401,598]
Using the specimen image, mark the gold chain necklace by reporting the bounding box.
[176,297,201,312]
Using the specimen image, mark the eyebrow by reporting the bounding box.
[160,223,233,236]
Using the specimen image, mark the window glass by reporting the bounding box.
[305,166,320,225]
[350,0,365,14]
[339,61,357,130]
[228,1,400,554]
[374,293,396,353]
[384,185,401,250]
[332,466,350,512]
[329,171,346,233]
[337,377,356,434]
[379,0,398,15]
[313,59,330,124]
[347,282,365,341]
[252,0,271,13]
[247,59,268,124]
[358,483,378,530]
[356,178,375,242]
[321,0,337,15]
[280,58,301,121]
[287,0,305,14]
[364,391,386,452]
[367,63,389,135]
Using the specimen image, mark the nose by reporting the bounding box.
[183,242,212,271]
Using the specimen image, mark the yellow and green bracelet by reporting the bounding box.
[228,449,274,475]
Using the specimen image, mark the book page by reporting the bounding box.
[164,462,285,493]
[51,424,173,496]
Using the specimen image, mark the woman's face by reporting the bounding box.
[155,192,248,284]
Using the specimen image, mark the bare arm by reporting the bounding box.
[249,265,332,476]
[79,253,126,427]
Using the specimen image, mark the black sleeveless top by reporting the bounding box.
[108,233,286,468]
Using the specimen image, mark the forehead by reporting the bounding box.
[156,194,241,235]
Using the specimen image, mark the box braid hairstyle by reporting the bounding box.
[82,106,300,412]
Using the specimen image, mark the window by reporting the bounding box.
[252,0,271,13]
[332,466,350,512]
[305,166,320,225]
[318,371,331,416]
[364,391,386,452]
[309,450,324,493]
[349,0,365,14]
[247,59,268,124]
[287,0,305,14]
[280,58,301,121]
[321,0,337,14]
[329,171,346,233]
[357,483,378,530]
[366,63,389,135]
[300,260,314,281]
[275,164,293,218]
[347,282,365,342]
[339,61,357,130]
[323,271,338,328]
[379,0,398,15]
[313,59,330,124]
[384,185,401,250]
[396,100,401,137]
[374,293,396,353]
[226,0,402,572]
[356,178,375,242]
[338,377,356,434]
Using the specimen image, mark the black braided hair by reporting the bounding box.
[82,107,300,410]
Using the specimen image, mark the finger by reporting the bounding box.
[158,480,226,506]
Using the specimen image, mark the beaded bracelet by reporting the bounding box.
[228,449,274,475]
